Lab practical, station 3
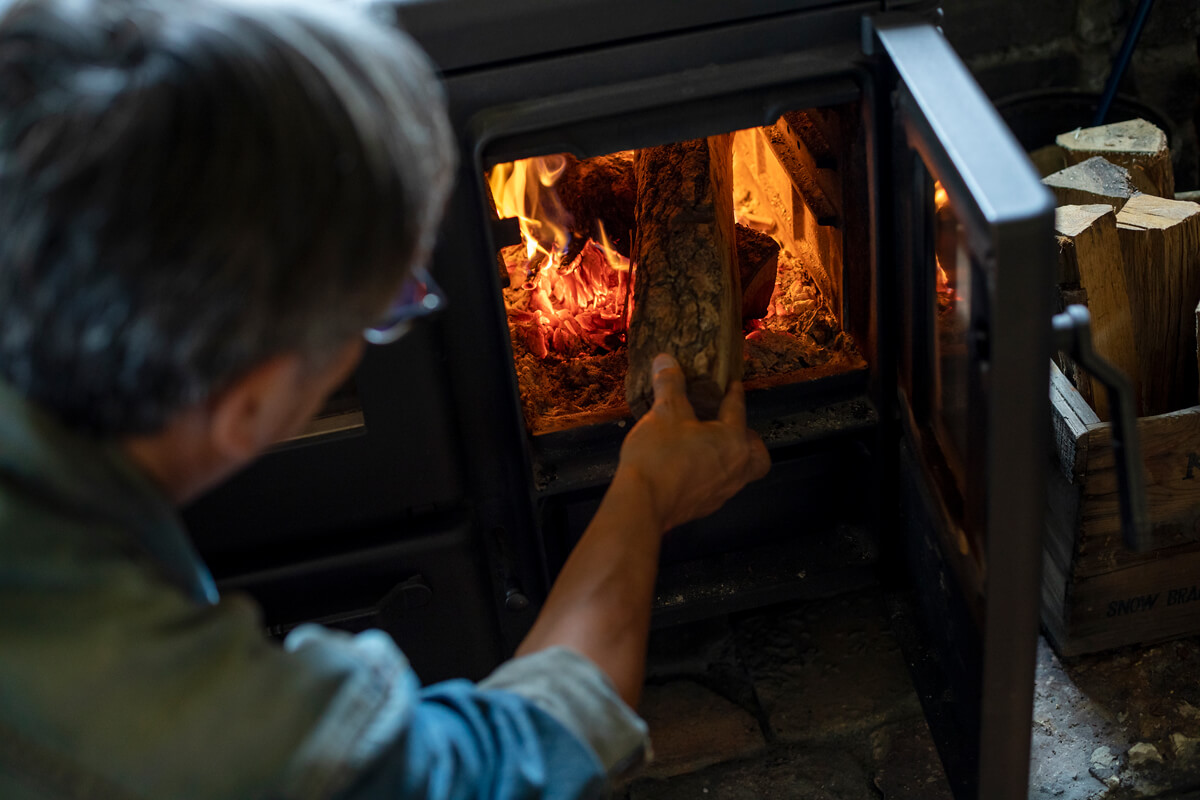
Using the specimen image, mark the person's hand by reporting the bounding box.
[616,353,770,533]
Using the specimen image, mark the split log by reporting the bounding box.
[626,135,742,420]
[1029,144,1068,178]
[1043,156,1155,212]
[763,118,841,226]
[1115,194,1200,414]
[780,110,839,169]
[1054,205,1140,420]
[735,224,779,320]
[1056,118,1174,198]
[731,128,842,318]
[555,152,637,265]
[486,185,523,288]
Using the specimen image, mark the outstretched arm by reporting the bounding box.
[515,353,770,706]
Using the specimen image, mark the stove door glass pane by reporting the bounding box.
[932,179,971,491]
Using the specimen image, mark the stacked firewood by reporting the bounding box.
[1043,119,1200,420]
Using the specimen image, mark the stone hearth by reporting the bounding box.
[619,588,1200,799]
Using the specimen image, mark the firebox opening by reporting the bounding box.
[487,107,867,435]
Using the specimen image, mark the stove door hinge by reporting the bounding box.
[863,7,945,57]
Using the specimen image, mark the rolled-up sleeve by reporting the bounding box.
[278,627,648,800]
[478,647,649,779]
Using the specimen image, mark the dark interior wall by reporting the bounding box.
[942,0,1200,190]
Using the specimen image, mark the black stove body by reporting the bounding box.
[185,4,1055,798]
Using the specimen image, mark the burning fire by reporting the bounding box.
[933,180,960,314]
[488,157,632,359]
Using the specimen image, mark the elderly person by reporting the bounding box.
[0,1,770,798]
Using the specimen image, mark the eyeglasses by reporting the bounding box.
[363,267,447,345]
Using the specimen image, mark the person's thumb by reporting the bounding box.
[651,353,694,420]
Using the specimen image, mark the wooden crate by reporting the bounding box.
[1044,362,1200,656]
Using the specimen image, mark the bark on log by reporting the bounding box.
[735,224,779,320]
[556,152,637,265]
[1115,194,1200,414]
[1055,205,1140,420]
[1043,156,1155,212]
[626,135,742,420]
[1056,118,1174,199]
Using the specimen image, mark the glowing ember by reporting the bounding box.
[489,126,868,433]
[489,157,632,361]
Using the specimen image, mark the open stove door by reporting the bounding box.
[870,17,1056,800]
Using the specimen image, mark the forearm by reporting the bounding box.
[515,466,663,708]
[514,356,769,710]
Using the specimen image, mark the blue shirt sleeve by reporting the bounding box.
[278,628,648,800]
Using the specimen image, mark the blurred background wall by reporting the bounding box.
[942,0,1200,190]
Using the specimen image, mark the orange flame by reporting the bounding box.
[933,180,960,309]
[488,157,632,358]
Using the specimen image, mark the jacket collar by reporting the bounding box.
[0,380,219,605]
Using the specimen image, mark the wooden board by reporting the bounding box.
[1079,406,1200,565]
[1055,205,1140,420]
[1045,361,1200,655]
[1049,361,1100,482]
[1115,194,1200,415]
[1044,548,1200,657]
[1052,286,1096,413]
[1056,118,1174,199]
[625,135,742,420]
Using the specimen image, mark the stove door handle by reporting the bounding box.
[1052,305,1151,552]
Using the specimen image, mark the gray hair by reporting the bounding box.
[0,0,456,435]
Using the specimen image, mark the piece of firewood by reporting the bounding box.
[1115,194,1200,414]
[762,118,841,226]
[625,135,742,420]
[1056,118,1174,199]
[1029,144,1068,177]
[735,224,779,320]
[1043,156,1155,212]
[780,110,838,169]
[555,152,637,265]
[731,127,842,317]
[1055,205,1140,420]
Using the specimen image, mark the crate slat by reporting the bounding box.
[1045,361,1200,655]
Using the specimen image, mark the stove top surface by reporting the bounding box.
[383,0,880,72]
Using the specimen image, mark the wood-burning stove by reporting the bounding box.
[183,4,1056,798]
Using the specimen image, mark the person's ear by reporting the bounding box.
[208,354,306,463]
